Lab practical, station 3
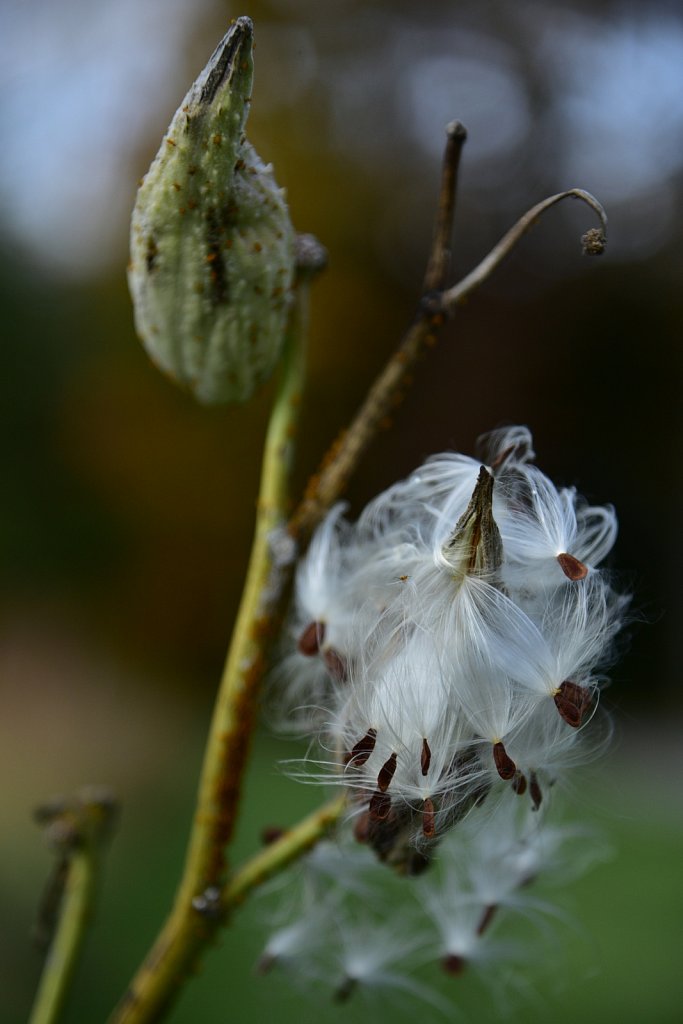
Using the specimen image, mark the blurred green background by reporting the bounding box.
[1,1,681,1021]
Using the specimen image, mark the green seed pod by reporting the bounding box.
[128,17,296,404]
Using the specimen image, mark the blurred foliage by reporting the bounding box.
[1,0,681,1021]
[6,731,683,1023]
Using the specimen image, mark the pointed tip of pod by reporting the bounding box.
[444,466,502,576]
[198,18,254,109]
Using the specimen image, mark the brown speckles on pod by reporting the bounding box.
[145,236,158,273]
[377,753,398,792]
[344,728,377,767]
[554,680,592,727]
[493,741,516,780]
[420,738,432,777]
[422,797,436,838]
[297,620,326,656]
[557,552,589,581]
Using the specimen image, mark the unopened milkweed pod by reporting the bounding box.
[128,17,297,404]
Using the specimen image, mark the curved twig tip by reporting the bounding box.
[446,120,468,141]
[440,186,609,315]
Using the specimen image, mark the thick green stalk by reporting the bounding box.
[109,272,313,1024]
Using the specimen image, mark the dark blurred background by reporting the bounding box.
[1,1,681,1021]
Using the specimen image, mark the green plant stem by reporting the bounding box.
[29,848,100,1024]
[109,274,312,1024]
[222,794,347,911]
[30,790,117,1024]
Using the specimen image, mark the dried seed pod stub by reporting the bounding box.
[128,18,297,404]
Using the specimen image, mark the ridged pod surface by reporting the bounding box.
[128,18,296,404]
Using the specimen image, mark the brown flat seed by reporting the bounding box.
[421,738,432,776]
[377,752,398,792]
[334,976,358,1003]
[323,648,348,681]
[344,728,377,766]
[406,851,432,876]
[368,791,391,821]
[422,797,436,837]
[554,680,591,727]
[557,552,589,581]
[493,741,516,780]
[529,771,542,811]
[442,953,466,976]
[490,444,515,471]
[476,904,498,936]
[512,771,528,796]
[297,620,325,656]
[353,811,370,843]
[255,953,276,975]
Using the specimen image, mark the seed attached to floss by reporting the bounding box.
[512,771,527,796]
[368,791,392,821]
[344,728,377,767]
[323,648,348,681]
[334,976,358,1003]
[442,954,467,977]
[297,620,325,656]
[557,552,589,581]
[420,738,432,777]
[353,811,370,843]
[554,680,592,727]
[422,797,436,838]
[476,904,498,936]
[493,741,516,780]
[489,444,515,471]
[255,952,276,975]
[377,753,398,793]
[529,772,543,811]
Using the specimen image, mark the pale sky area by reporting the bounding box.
[2,0,683,278]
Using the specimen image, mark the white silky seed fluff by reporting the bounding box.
[260,426,628,1007]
